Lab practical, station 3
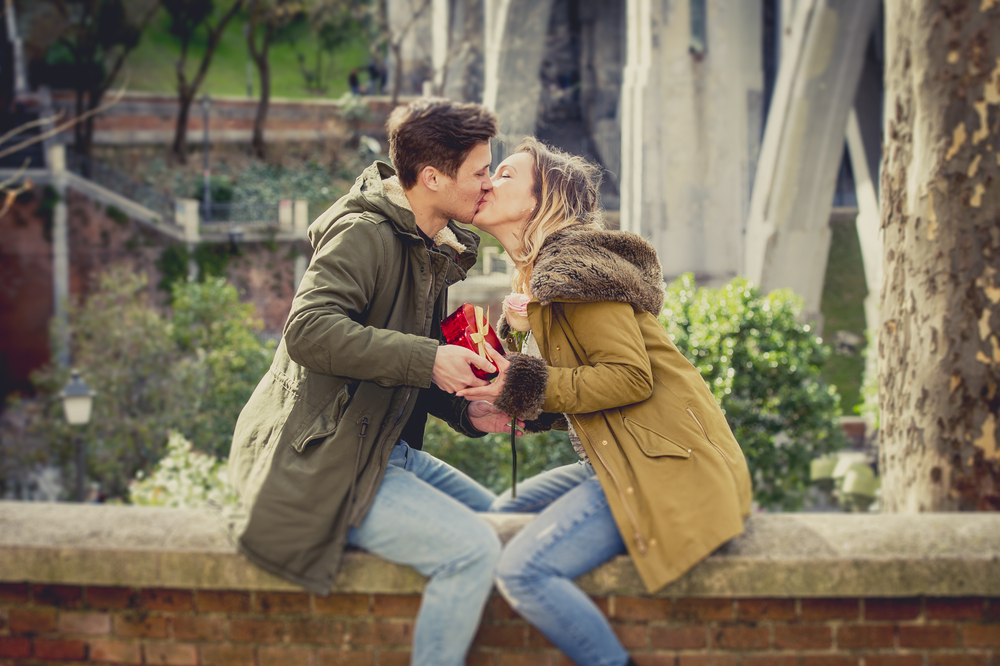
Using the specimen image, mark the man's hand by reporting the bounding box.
[456,345,509,402]
[467,400,524,435]
[431,344,495,393]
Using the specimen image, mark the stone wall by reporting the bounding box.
[1,503,999,665]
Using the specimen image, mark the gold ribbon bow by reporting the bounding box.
[468,305,489,358]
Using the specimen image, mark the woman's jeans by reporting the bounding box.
[347,442,500,666]
[491,461,630,666]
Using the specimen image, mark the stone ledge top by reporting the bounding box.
[1,501,998,598]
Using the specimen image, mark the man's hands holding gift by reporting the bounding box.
[456,345,509,403]
[431,345,495,393]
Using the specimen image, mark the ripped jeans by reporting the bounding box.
[490,461,630,666]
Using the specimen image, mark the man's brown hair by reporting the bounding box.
[386,98,499,189]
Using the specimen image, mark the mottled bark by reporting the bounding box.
[879,0,1000,511]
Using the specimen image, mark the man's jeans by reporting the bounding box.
[491,461,630,666]
[347,442,499,666]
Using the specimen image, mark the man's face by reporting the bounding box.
[436,142,493,224]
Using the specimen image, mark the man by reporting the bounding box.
[228,98,514,666]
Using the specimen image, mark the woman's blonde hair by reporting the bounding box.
[509,137,604,294]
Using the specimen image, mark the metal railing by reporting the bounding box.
[65,152,175,223]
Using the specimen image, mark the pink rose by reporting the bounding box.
[502,293,531,332]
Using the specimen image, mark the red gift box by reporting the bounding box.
[441,303,505,380]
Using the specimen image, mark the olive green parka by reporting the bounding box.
[226,162,484,595]
[495,226,753,593]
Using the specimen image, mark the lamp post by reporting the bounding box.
[60,370,94,502]
[200,93,212,223]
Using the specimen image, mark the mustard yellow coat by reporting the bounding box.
[495,227,752,593]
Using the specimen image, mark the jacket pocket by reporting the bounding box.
[291,384,354,453]
[623,417,692,459]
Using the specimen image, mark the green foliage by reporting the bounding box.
[1,269,274,499]
[106,205,129,226]
[422,418,579,495]
[660,274,846,510]
[193,174,235,206]
[156,243,232,295]
[129,430,238,508]
[856,329,880,430]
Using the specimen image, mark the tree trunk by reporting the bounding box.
[251,29,272,159]
[173,89,194,162]
[879,0,1000,512]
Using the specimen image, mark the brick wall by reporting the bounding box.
[2,584,998,665]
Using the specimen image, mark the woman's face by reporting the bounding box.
[472,152,537,235]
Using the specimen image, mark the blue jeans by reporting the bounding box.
[348,442,500,666]
[491,461,629,666]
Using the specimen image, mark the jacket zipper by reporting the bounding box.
[686,407,739,488]
[577,420,648,555]
[351,251,434,525]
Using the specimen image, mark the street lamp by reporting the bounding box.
[200,93,212,223]
[60,370,94,501]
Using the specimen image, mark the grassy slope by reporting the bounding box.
[819,218,869,412]
[118,7,371,100]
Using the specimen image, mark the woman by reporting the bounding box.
[458,137,753,666]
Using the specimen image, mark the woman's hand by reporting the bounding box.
[457,345,509,403]
[466,400,524,435]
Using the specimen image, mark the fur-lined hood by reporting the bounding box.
[530,226,665,315]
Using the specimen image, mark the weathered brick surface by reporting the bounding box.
[0,585,998,664]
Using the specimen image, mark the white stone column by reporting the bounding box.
[176,198,201,282]
[48,143,69,368]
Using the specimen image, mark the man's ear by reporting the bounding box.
[420,165,441,192]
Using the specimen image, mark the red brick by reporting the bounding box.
[144,642,199,666]
[801,658,858,666]
[612,597,672,620]
[86,587,137,610]
[0,637,31,659]
[31,585,83,609]
[592,597,611,615]
[526,627,554,649]
[899,624,957,648]
[631,657,678,666]
[255,591,311,614]
[139,589,193,612]
[651,626,707,649]
[229,618,285,643]
[673,598,733,622]
[801,598,860,621]
[199,644,255,666]
[677,656,737,666]
[928,656,989,666]
[837,624,895,649]
[315,593,370,616]
[742,657,797,666]
[926,598,983,620]
[59,611,111,636]
[9,608,57,634]
[0,584,28,605]
[88,639,142,664]
[381,651,423,666]
[348,621,413,647]
[773,624,831,650]
[474,623,526,648]
[288,618,345,645]
[865,657,924,666]
[260,645,316,666]
[171,615,226,641]
[317,648,375,666]
[467,652,498,666]
[611,622,648,649]
[713,625,769,650]
[373,595,422,618]
[488,596,519,621]
[113,614,169,639]
[34,638,88,660]
[963,624,1000,648]
[865,598,922,621]
[986,598,1000,621]
[496,654,556,666]
[195,590,251,613]
[738,598,797,621]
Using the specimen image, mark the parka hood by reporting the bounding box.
[530,226,666,315]
[307,161,481,271]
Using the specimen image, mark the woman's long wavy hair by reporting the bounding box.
[509,137,604,295]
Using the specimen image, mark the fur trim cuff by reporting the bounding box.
[494,353,548,420]
[522,412,568,434]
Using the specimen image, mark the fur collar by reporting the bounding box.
[530,226,665,315]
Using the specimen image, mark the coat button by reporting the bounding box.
[649,538,657,547]
[626,487,634,494]
[602,440,608,446]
